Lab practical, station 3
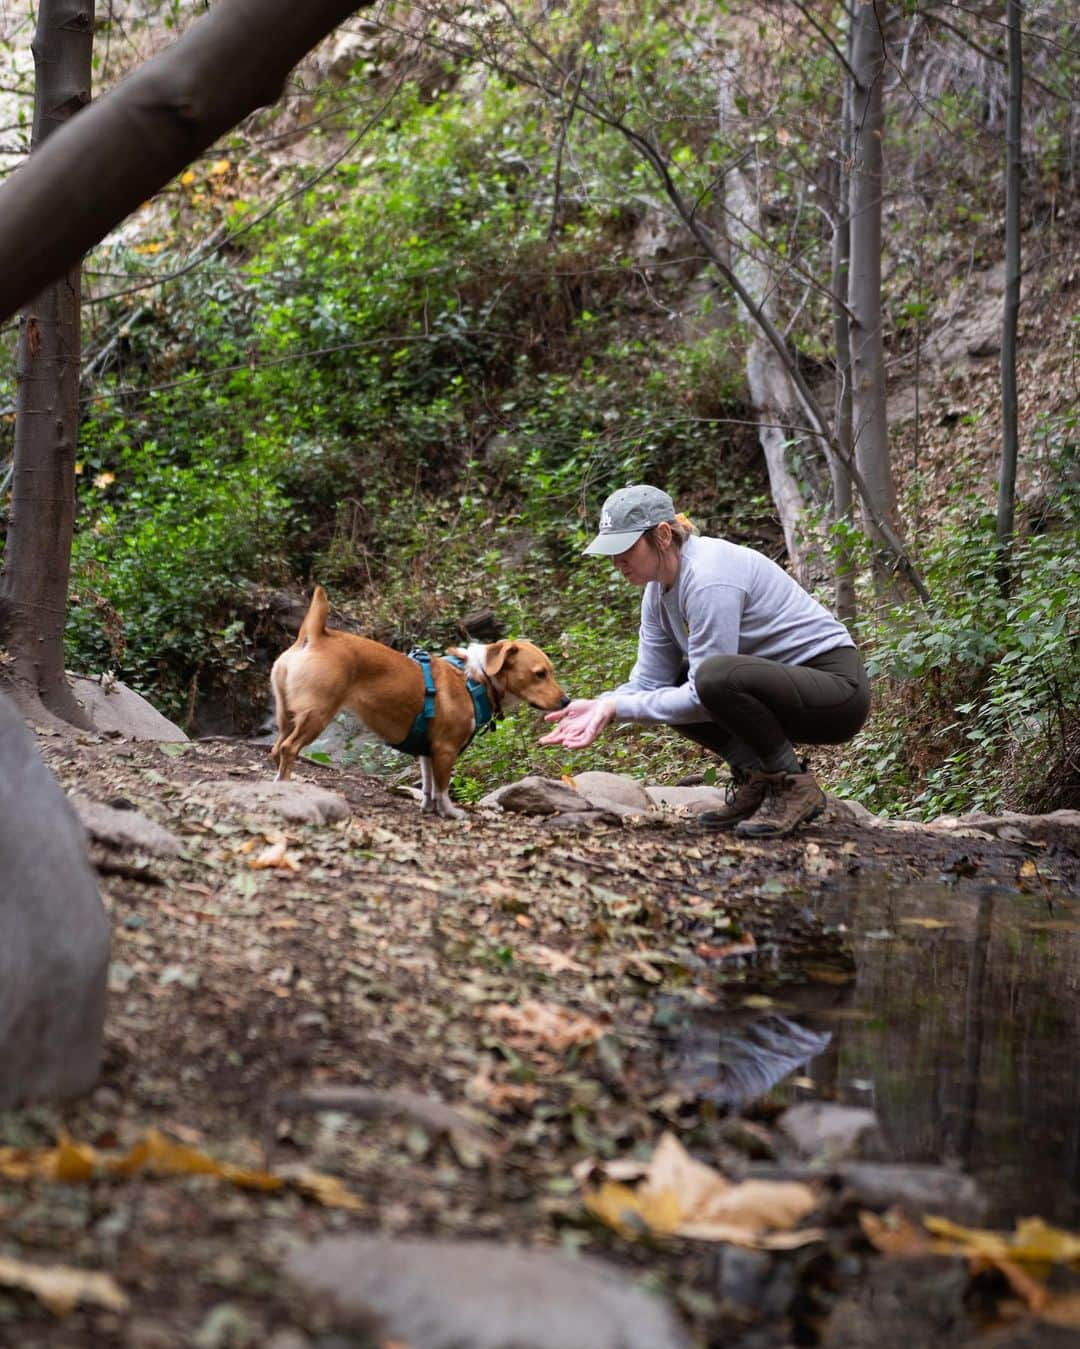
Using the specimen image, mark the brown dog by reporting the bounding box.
[270,585,569,817]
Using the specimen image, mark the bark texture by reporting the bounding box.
[848,2,899,554]
[0,0,95,724]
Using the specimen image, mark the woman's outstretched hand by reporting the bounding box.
[539,698,616,749]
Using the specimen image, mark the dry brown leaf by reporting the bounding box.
[583,1131,819,1248]
[0,1255,128,1317]
[250,840,302,871]
[485,999,608,1052]
[696,934,756,960]
[524,944,590,976]
[860,1208,934,1256]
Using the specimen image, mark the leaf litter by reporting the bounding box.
[4,733,1077,1345]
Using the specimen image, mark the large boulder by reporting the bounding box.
[0,693,111,1106]
[70,674,187,741]
[284,1236,692,1349]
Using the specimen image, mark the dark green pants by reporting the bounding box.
[678,645,871,771]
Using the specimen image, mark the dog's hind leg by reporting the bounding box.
[273,707,327,782]
[419,756,436,813]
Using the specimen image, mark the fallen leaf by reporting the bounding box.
[485,999,609,1052]
[525,944,590,975]
[697,934,756,960]
[0,1129,361,1207]
[861,1208,934,1256]
[250,840,302,872]
[923,1214,1080,1266]
[0,1255,128,1317]
[582,1131,820,1248]
[899,917,953,929]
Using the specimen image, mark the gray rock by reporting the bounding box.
[73,795,183,857]
[836,1162,987,1225]
[572,771,652,812]
[483,776,595,816]
[542,810,621,831]
[214,782,351,825]
[284,1236,692,1349]
[0,693,110,1107]
[70,675,187,741]
[778,1102,885,1162]
[828,795,879,823]
[646,784,730,813]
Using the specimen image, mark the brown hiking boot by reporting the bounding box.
[698,769,769,831]
[735,771,826,839]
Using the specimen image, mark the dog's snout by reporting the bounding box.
[558,694,570,708]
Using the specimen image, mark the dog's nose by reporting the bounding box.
[558,695,570,708]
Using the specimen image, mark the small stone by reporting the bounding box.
[778,1102,884,1161]
[572,771,652,812]
[73,795,184,857]
[214,782,351,825]
[484,776,594,816]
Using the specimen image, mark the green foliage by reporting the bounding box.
[66,74,750,729]
[833,440,1080,817]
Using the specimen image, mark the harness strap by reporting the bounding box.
[389,649,498,758]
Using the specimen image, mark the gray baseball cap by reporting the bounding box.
[583,484,676,555]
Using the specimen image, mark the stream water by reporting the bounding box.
[670,878,1080,1228]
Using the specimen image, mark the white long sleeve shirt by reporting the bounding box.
[606,535,855,725]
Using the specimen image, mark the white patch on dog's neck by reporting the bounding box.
[463,643,488,681]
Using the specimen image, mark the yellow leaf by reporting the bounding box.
[585,1180,682,1238]
[582,1132,819,1247]
[899,917,953,929]
[208,158,231,177]
[132,241,164,254]
[53,1134,96,1183]
[923,1214,1080,1266]
[179,170,196,186]
[0,1255,128,1317]
[277,1166,366,1211]
[93,471,115,489]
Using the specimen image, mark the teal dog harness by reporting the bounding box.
[391,649,497,758]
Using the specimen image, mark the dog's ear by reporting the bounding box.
[484,640,519,676]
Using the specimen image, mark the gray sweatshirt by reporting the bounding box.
[606,534,855,724]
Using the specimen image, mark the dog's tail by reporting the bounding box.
[298,584,329,645]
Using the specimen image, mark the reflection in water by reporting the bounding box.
[812,880,1080,1227]
[670,880,1080,1228]
[671,1013,832,1108]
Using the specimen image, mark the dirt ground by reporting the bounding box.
[3,733,1079,1348]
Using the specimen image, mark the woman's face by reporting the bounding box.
[612,533,662,586]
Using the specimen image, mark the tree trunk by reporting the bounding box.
[848,2,899,570]
[0,0,95,726]
[996,0,1022,593]
[0,0,373,324]
[829,13,857,626]
[726,179,819,581]
[721,78,820,585]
